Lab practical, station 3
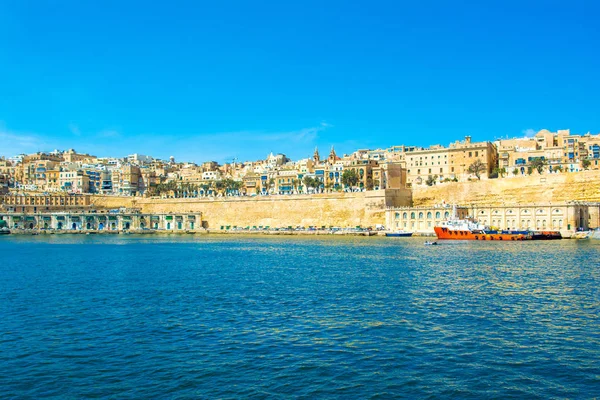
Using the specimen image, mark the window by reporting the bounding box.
[469,152,472,157]
[427,212,432,219]
[418,212,424,219]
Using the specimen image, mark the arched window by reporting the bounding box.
[418,212,424,219]
[410,212,415,219]
[395,212,400,220]
[427,212,432,219]
[444,211,449,219]
[403,212,408,219]
[435,211,440,219]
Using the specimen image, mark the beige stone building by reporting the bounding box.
[405,136,497,185]
[1,194,91,213]
[386,203,598,233]
[496,129,600,175]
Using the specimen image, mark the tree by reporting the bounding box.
[493,167,506,178]
[530,157,548,174]
[366,177,374,190]
[554,165,564,173]
[302,176,314,192]
[341,169,359,189]
[263,178,275,194]
[527,166,533,175]
[467,160,486,180]
[582,159,591,170]
[425,175,438,186]
[512,168,519,176]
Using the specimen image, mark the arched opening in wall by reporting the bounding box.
[154,223,158,229]
[29,223,34,229]
[140,222,145,229]
[190,222,194,229]
[99,223,104,230]
[167,222,171,230]
[111,223,116,230]
[44,223,49,229]
[177,222,182,230]
[125,222,130,230]
[72,223,77,230]
[86,222,91,229]
[58,222,63,230]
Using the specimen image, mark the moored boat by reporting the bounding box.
[434,219,531,241]
[385,231,413,237]
[0,220,10,235]
[529,230,562,240]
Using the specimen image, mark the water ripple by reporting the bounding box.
[0,235,598,398]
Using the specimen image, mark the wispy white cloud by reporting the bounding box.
[522,128,537,138]
[0,124,47,155]
[68,123,81,136]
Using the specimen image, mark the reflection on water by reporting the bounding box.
[0,235,598,398]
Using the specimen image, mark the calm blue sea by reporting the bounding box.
[1,235,599,399]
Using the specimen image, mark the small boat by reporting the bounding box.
[424,241,438,246]
[529,230,562,240]
[385,231,413,237]
[589,229,600,240]
[0,221,11,235]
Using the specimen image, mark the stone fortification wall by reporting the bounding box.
[413,170,600,207]
[91,189,412,228]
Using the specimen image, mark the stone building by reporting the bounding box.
[0,210,202,232]
[405,136,497,185]
[386,203,598,233]
[1,194,92,213]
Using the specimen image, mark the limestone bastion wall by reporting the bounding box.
[91,189,412,229]
[412,170,600,207]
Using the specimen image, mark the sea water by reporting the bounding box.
[1,235,599,398]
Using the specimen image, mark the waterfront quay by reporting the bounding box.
[0,210,203,233]
[386,202,600,237]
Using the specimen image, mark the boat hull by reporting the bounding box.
[434,227,530,241]
[530,231,562,240]
[385,232,413,237]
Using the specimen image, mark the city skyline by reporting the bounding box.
[1,1,599,162]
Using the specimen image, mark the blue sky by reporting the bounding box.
[1,0,599,163]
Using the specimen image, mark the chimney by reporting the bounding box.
[465,136,472,144]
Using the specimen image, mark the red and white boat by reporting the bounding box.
[434,218,532,241]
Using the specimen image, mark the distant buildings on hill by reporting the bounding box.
[1,129,599,196]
